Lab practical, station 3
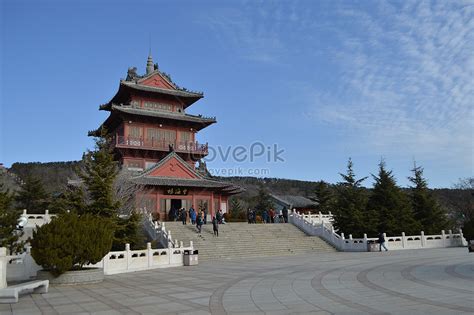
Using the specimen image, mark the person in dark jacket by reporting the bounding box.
[216,210,222,224]
[378,232,388,251]
[196,212,204,233]
[212,216,219,237]
[181,208,187,225]
[282,207,289,223]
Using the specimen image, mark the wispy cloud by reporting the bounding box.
[199,1,473,169]
[305,1,474,166]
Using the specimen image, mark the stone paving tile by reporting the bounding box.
[1,248,473,315]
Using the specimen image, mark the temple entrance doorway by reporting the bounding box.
[161,198,191,221]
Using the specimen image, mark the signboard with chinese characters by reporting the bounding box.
[164,187,189,195]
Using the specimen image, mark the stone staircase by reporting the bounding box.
[163,222,336,261]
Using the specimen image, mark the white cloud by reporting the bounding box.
[199,1,474,170]
[306,1,474,168]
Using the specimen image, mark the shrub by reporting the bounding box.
[31,212,114,276]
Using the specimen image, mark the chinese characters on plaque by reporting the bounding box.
[165,187,188,195]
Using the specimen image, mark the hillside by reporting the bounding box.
[1,161,469,221]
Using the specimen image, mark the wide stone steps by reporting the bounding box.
[163,222,336,261]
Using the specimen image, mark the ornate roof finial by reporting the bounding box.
[146,53,154,75]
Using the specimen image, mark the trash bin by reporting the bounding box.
[367,240,379,252]
[184,250,199,266]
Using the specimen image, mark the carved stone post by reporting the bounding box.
[441,230,446,247]
[147,242,152,267]
[44,209,50,224]
[420,231,425,247]
[0,248,6,289]
[401,232,406,248]
[125,243,130,271]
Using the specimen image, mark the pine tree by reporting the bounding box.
[229,197,243,215]
[314,181,335,214]
[333,158,368,237]
[112,212,145,250]
[0,184,24,254]
[79,132,120,218]
[254,184,274,215]
[367,160,420,236]
[48,187,87,214]
[408,163,448,234]
[15,173,50,213]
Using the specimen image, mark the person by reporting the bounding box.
[181,208,187,225]
[252,209,257,224]
[247,208,252,224]
[216,209,222,224]
[203,209,208,224]
[212,216,219,237]
[278,208,283,223]
[282,207,288,223]
[196,212,204,234]
[262,209,268,224]
[190,207,196,225]
[378,232,388,251]
[269,209,275,223]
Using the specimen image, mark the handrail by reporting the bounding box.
[115,136,208,154]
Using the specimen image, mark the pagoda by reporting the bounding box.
[90,54,241,221]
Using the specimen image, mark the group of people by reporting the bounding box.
[169,206,224,237]
[247,207,289,224]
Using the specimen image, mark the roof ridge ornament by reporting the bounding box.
[146,54,154,75]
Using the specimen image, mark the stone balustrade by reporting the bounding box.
[88,242,193,275]
[143,213,176,248]
[301,211,334,226]
[20,210,56,228]
[5,241,194,282]
[289,210,467,251]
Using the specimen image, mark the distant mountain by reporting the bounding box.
[1,161,465,219]
[6,161,81,194]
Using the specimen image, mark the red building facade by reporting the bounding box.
[91,55,241,221]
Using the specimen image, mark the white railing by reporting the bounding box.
[4,241,194,282]
[20,210,56,228]
[300,211,334,226]
[289,210,468,252]
[88,242,193,275]
[143,213,176,248]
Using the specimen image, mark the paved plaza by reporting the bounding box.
[1,247,472,315]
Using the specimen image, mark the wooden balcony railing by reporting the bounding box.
[115,136,208,154]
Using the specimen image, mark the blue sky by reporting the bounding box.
[1,0,473,188]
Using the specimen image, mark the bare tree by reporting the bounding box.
[114,169,146,216]
[450,177,474,226]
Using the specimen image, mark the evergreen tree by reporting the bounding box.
[314,181,335,214]
[48,187,87,214]
[0,184,24,254]
[15,173,50,213]
[112,212,145,250]
[408,163,448,234]
[229,197,243,216]
[254,184,273,215]
[367,160,420,236]
[333,158,368,237]
[79,132,120,218]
